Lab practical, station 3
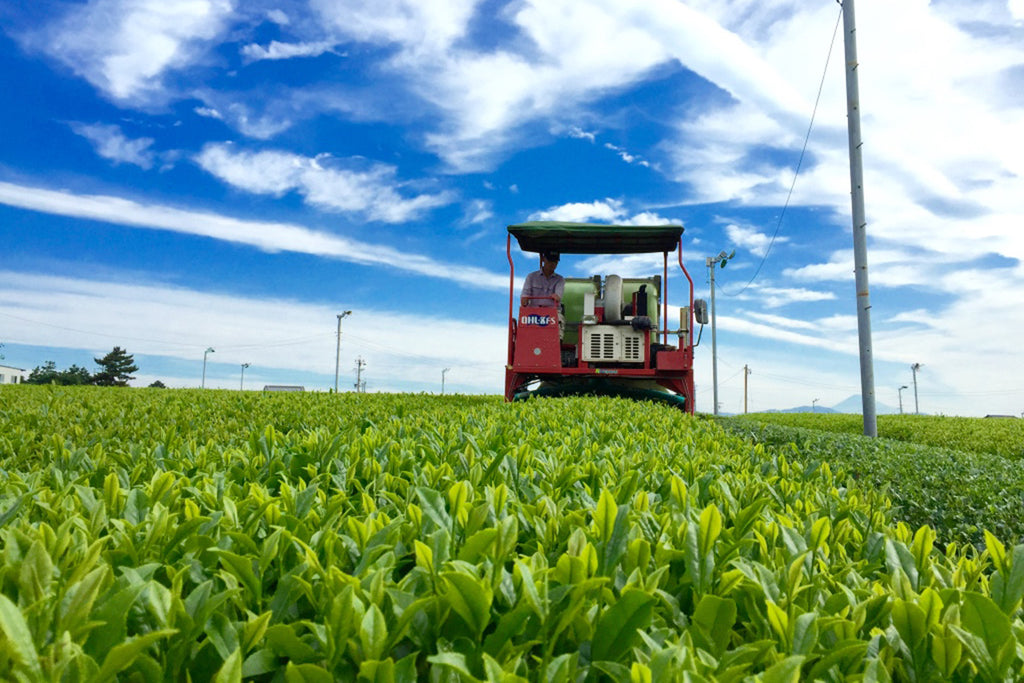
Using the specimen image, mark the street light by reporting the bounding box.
[202,347,215,389]
[706,249,735,416]
[240,363,250,391]
[442,367,450,395]
[335,311,352,393]
[898,385,908,414]
[812,398,819,413]
[911,363,922,414]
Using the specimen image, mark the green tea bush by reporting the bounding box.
[0,386,1022,681]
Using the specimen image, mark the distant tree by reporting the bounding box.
[26,361,97,385]
[92,347,138,386]
[26,360,60,384]
[61,365,94,385]
[148,380,167,388]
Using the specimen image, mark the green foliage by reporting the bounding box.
[735,412,1024,460]
[719,415,1024,546]
[92,346,139,386]
[0,386,1023,681]
[25,361,93,385]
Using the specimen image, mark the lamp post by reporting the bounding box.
[202,347,215,389]
[335,311,352,393]
[706,249,735,416]
[898,385,908,414]
[911,363,922,414]
[240,363,250,391]
[812,398,819,413]
[442,367,450,395]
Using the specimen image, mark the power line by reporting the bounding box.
[719,6,845,297]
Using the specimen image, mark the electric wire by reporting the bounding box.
[716,6,844,298]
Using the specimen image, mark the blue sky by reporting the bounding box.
[1,0,1023,415]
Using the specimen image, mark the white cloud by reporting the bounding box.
[194,106,223,120]
[266,9,290,26]
[36,0,235,103]
[195,144,454,222]
[725,223,788,257]
[1012,0,1024,21]
[568,127,597,142]
[604,143,650,167]
[241,41,337,62]
[527,200,678,228]
[0,271,505,393]
[739,286,836,307]
[529,199,626,224]
[70,122,156,169]
[0,181,505,291]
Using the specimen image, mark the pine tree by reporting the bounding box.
[92,347,139,386]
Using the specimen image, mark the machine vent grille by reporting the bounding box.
[623,336,642,361]
[582,326,646,363]
[588,332,616,360]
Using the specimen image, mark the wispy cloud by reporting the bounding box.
[725,223,788,258]
[31,0,234,103]
[195,143,455,222]
[604,143,650,168]
[0,270,505,392]
[240,40,337,62]
[528,200,679,228]
[70,122,156,169]
[0,181,505,290]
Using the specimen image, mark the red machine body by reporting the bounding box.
[504,222,701,412]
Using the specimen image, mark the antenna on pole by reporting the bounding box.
[354,357,366,393]
[842,0,877,437]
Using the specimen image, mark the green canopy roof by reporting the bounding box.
[508,221,684,254]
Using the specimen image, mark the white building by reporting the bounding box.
[0,364,28,384]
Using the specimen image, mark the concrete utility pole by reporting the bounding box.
[744,364,751,414]
[706,250,734,416]
[202,347,215,389]
[240,363,250,391]
[898,385,908,414]
[335,311,352,393]
[911,363,921,414]
[442,367,450,395]
[354,357,366,393]
[842,0,878,437]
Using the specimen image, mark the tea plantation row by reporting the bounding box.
[1,386,1022,682]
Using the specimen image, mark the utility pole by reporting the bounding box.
[842,0,878,437]
[354,357,366,393]
[202,347,215,389]
[706,250,734,416]
[442,367,450,395]
[743,365,751,414]
[911,363,921,414]
[335,311,352,393]
[240,363,250,391]
[898,384,907,414]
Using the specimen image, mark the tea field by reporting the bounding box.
[2,385,1024,682]
[727,412,1024,460]
[717,413,1024,548]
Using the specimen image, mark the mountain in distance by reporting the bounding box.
[765,395,900,414]
[830,394,900,415]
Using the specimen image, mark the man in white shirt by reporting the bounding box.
[521,251,564,307]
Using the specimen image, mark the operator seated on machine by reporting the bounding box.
[520,251,564,307]
[521,251,565,338]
